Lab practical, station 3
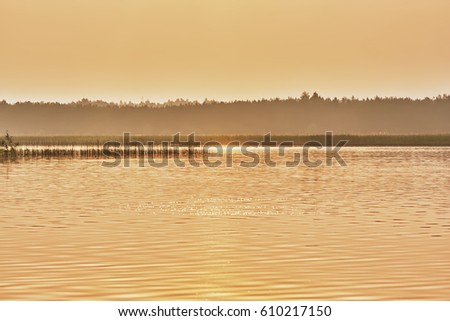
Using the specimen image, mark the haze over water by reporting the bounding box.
[1,147,449,300]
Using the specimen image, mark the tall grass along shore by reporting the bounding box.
[1,134,449,161]
[12,134,450,147]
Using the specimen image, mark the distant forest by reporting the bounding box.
[1,93,450,135]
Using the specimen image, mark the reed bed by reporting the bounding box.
[2,134,450,161]
[1,144,209,160]
[13,134,450,147]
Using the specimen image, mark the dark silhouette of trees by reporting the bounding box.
[1,93,449,135]
[300,91,310,101]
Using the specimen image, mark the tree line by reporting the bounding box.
[1,93,449,135]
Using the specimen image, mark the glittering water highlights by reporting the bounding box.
[1,147,449,300]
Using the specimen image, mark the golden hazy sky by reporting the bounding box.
[1,0,449,102]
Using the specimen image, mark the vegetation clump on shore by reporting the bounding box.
[0,131,18,158]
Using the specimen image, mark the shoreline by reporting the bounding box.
[11,134,450,147]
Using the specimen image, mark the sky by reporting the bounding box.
[1,0,449,103]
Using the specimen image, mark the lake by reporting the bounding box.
[1,147,449,300]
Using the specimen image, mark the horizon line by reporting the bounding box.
[2,92,450,105]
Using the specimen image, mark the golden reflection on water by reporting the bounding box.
[0,147,449,300]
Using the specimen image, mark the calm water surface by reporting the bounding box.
[1,147,449,300]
